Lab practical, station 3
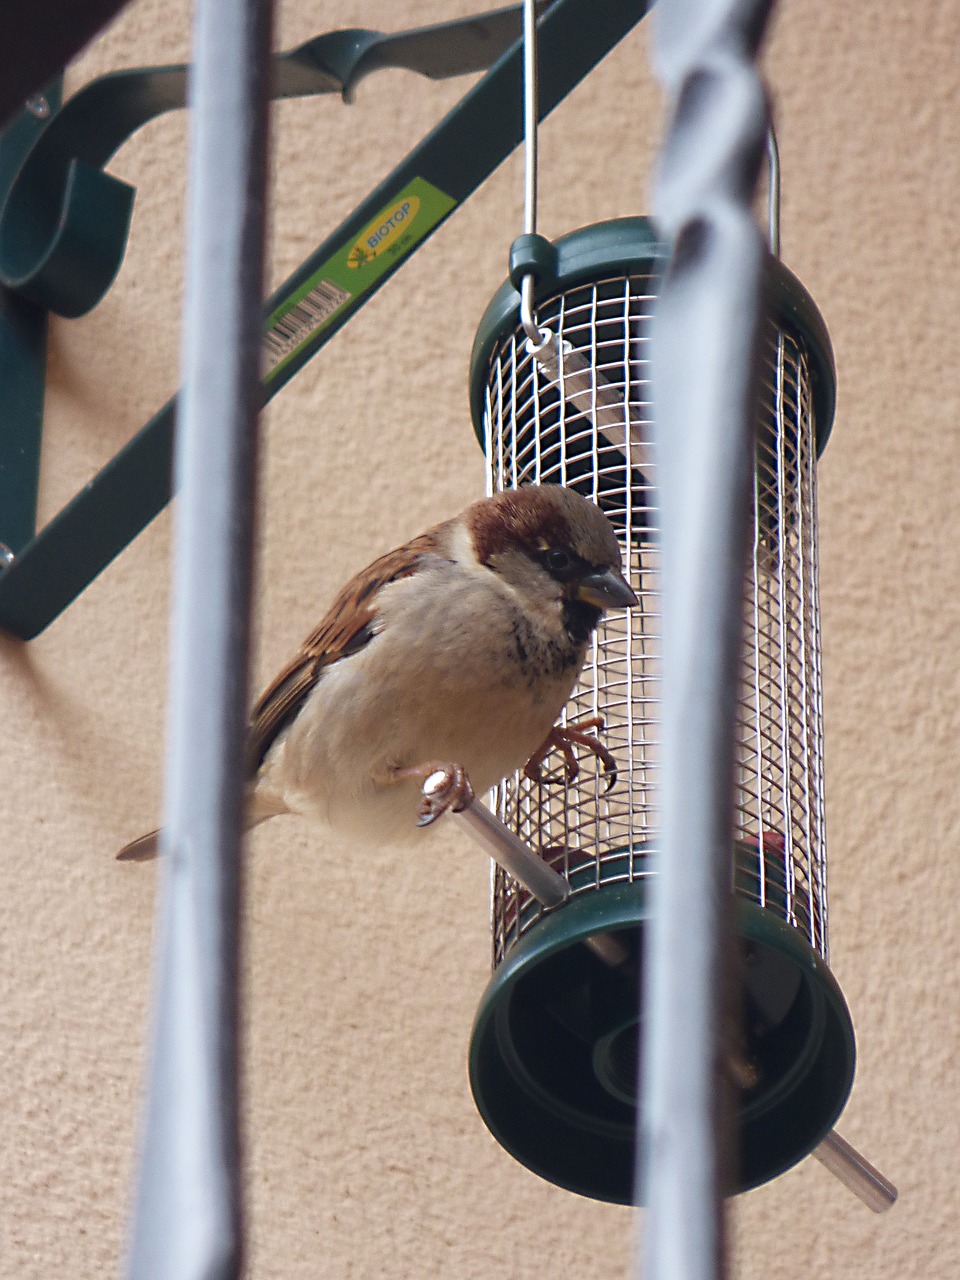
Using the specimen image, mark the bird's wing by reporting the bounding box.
[247,528,449,774]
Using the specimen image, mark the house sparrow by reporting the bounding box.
[118,484,637,860]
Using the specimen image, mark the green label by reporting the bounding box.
[263,177,455,380]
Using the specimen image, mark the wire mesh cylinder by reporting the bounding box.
[468,220,853,1201]
[474,219,833,967]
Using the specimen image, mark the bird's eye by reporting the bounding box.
[544,547,575,577]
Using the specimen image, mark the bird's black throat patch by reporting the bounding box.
[562,597,603,646]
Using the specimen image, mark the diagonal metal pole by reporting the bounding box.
[124,0,273,1276]
[637,2,775,1279]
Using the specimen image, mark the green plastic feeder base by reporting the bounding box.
[469,876,855,1204]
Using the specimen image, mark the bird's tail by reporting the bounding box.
[116,800,283,862]
[117,830,161,862]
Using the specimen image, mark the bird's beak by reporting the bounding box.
[575,567,638,611]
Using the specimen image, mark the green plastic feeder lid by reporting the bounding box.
[469,217,837,457]
[469,869,855,1205]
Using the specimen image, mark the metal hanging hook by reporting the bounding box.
[518,0,550,349]
[767,123,780,257]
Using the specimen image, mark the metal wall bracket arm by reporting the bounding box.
[0,0,650,641]
[0,3,541,319]
[0,80,63,559]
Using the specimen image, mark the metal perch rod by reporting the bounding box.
[453,798,632,966]
[454,798,569,907]
[813,1129,898,1212]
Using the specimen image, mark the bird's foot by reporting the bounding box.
[393,761,476,827]
[523,715,619,792]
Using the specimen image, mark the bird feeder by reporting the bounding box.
[466,217,856,1203]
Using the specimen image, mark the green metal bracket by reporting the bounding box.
[0,0,651,638]
[0,79,62,560]
[0,4,541,319]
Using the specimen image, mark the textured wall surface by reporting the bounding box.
[1,1,956,1276]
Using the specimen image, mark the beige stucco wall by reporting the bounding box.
[2,0,958,1275]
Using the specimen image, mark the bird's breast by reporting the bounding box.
[258,561,589,839]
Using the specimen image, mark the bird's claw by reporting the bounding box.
[523,715,619,792]
[412,762,475,827]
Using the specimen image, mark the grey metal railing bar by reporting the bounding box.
[124,0,273,1276]
[637,1,775,1279]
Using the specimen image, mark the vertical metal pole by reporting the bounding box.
[125,0,272,1276]
[637,3,774,1280]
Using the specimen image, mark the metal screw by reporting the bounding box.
[0,543,15,567]
[25,94,50,120]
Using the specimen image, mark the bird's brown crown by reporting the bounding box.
[466,485,621,571]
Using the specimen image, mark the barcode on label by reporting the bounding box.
[264,278,352,371]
